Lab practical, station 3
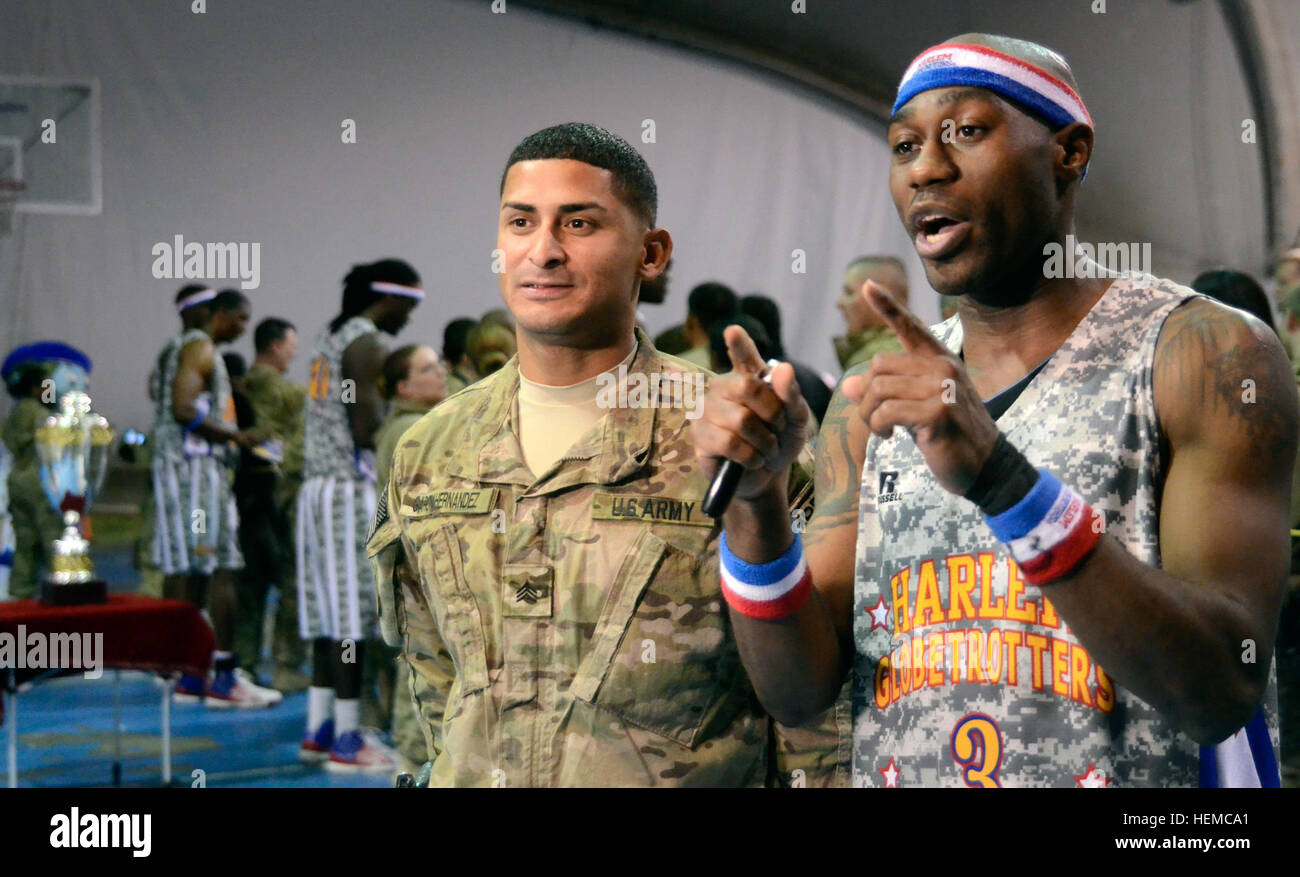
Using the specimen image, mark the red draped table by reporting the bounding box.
[0,594,214,787]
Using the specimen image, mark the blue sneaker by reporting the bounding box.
[206,668,281,709]
[326,728,400,774]
[300,718,335,763]
[173,673,207,703]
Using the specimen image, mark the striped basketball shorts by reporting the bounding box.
[296,475,377,642]
[151,454,243,576]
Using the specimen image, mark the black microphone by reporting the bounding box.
[703,358,780,518]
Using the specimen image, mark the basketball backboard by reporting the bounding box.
[0,76,101,215]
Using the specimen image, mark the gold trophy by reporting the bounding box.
[35,391,114,604]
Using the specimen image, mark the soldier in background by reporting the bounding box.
[238,317,309,692]
[368,122,843,786]
[441,318,478,396]
[833,255,908,372]
[373,342,447,771]
[1,342,92,599]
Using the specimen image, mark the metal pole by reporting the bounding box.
[161,676,172,785]
[5,667,15,788]
[112,669,122,786]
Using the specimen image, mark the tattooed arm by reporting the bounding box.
[720,366,868,726]
[1043,298,1296,743]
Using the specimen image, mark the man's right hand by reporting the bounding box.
[691,325,811,503]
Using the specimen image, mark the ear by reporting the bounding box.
[638,228,673,282]
[1054,122,1094,186]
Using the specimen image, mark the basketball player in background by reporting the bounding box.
[155,289,281,707]
[692,34,1292,787]
[297,259,422,772]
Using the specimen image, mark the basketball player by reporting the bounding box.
[691,34,1292,787]
[154,289,281,707]
[297,259,421,772]
[149,285,216,403]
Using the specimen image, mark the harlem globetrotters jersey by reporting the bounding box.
[153,328,235,463]
[304,316,378,480]
[852,275,1281,788]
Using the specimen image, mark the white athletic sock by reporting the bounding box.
[307,686,334,734]
[335,698,361,736]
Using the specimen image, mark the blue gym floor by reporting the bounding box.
[5,673,392,788]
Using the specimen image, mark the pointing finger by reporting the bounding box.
[723,324,767,377]
[862,280,948,357]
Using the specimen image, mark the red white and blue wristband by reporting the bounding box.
[984,469,1099,586]
[719,532,814,620]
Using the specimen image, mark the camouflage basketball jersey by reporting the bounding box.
[153,328,234,462]
[852,275,1280,788]
[304,316,378,480]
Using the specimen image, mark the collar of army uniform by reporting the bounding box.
[471,327,659,493]
[833,325,895,369]
[389,396,433,417]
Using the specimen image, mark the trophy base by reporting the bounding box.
[40,579,108,606]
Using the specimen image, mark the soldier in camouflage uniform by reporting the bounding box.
[1,342,92,599]
[373,343,447,768]
[832,256,906,373]
[693,34,1290,787]
[368,122,845,787]
[297,259,422,772]
[238,317,308,691]
[441,319,479,397]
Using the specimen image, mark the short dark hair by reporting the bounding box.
[688,282,738,333]
[254,317,295,354]
[739,294,785,359]
[501,122,658,227]
[1191,269,1277,335]
[442,318,476,365]
[708,314,774,373]
[380,344,420,400]
[212,289,250,312]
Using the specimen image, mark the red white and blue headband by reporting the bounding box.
[176,287,216,313]
[370,281,425,300]
[893,43,1093,131]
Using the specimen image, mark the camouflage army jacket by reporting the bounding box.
[368,329,840,787]
[833,326,903,372]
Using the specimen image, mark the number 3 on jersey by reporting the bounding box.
[308,355,331,402]
[951,713,1003,788]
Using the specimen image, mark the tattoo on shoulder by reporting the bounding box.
[1157,299,1298,450]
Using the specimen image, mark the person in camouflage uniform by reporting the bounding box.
[833,256,907,372]
[368,122,845,787]
[237,317,308,691]
[1,342,92,599]
[693,34,1291,787]
[374,343,447,768]
[441,319,479,397]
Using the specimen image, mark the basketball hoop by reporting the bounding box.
[0,179,25,238]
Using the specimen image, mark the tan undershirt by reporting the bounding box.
[517,343,638,477]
